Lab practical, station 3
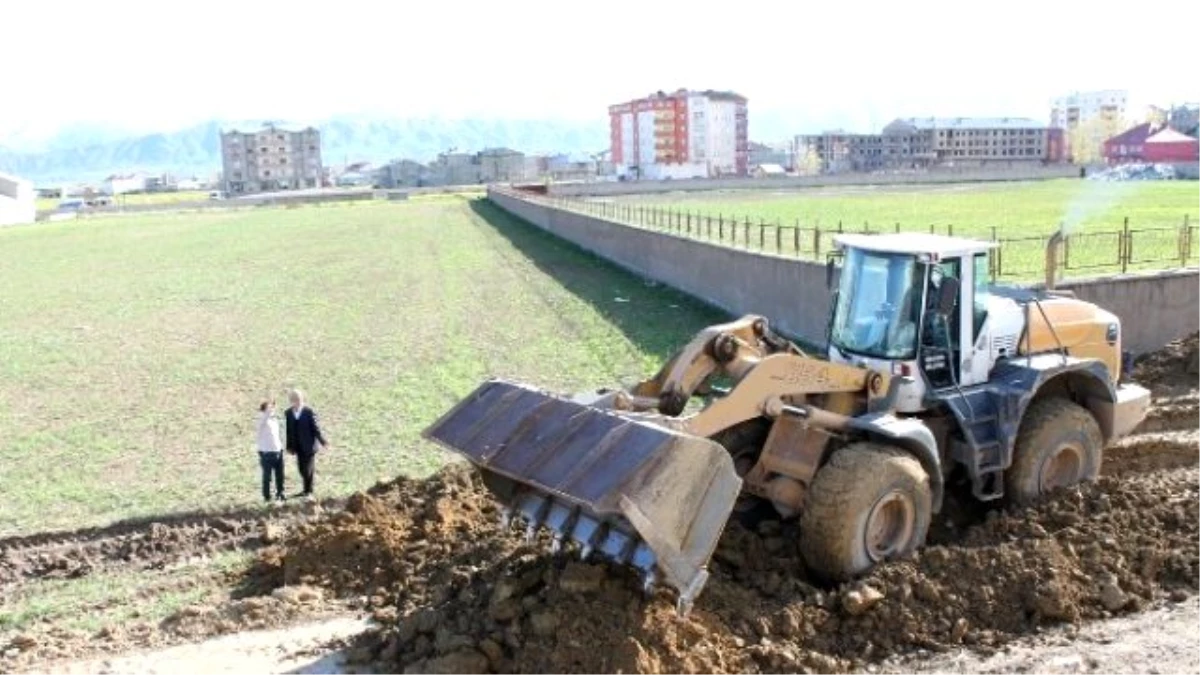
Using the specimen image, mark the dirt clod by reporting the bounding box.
[843,585,885,615]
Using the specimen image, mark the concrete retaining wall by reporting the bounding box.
[489,187,1199,355]
[545,165,1081,197]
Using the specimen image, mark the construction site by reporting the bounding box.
[0,332,1194,673]
[0,182,1197,674]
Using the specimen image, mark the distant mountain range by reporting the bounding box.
[0,112,805,185]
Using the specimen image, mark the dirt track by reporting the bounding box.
[2,334,1196,673]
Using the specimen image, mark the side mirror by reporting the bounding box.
[936,276,960,316]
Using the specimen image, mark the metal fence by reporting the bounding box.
[512,191,1198,282]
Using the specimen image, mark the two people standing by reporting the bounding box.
[255,388,331,504]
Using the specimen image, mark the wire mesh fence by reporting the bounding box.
[503,189,1198,283]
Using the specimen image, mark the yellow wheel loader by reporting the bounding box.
[423,232,1151,615]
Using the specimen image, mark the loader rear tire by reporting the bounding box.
[800,442,931,582]
[1006,397,1103,505]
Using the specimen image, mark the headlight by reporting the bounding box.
[1106,322,1119,345]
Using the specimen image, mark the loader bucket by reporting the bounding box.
[422,378,742,614]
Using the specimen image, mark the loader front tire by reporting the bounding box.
[800,442,932,582]
[1006,397,1103,505]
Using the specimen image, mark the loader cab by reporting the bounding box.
[825,233,997,413]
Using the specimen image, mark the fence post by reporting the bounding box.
[718,214,724,240]
[1181,214,1191,267]
[759,219,765,250]
[948,223,954,237]
[1121,216,1130,274]
[989,226,998,281]
[706,215,712,239]
[1180,212,1190,265]
[814,225,822,258]
[895,222,901,233]
[794,219,801,255]
[929,223,935,234]
[776,220,782,252]
[687,211,692,234]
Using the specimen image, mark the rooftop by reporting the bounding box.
[1105,122,1156,146]
[1146,127,1199,144]
[833,232,998,258]
[899,117,1047,131]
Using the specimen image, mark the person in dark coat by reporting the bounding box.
[284,388,330,499]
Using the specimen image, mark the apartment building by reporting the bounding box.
[220,124,323,195]
[477,147,528,182]
[1051,90,1128,130]
[889,117,1057,164]
[794,130,888,173]
[609,89,748,179]
[796,117,1060,173]
[1050,90,1128,160]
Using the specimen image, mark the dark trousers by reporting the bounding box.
[258,452,284,501]
[296,450,317,495]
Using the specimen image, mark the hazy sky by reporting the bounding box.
[3,0,1198,137]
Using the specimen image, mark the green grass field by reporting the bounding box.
[0,197,725,536]
[597,179,1199,278]
[614,179,1196,234]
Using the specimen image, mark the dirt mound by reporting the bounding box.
[245,456,1196,674]
[1134,332,1199,397]
[244,465,499,601]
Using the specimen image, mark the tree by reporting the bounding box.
[1067,115,1129,165]
[798,147,823,176]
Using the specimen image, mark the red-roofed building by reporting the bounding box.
[1143,127,1200,163]
[1102,123,1155,165]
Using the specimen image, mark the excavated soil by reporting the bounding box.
[3,336,1196,673]
[241,335,1197,674]
[1133,332,1199,398]
[235,458,1194,674]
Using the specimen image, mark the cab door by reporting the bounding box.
[958,252,993,387]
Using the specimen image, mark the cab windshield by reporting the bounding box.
[829,248,924,360]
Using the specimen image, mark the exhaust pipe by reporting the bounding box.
[1045,226,1064,291]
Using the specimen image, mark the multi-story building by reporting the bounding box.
[477,147,527,182]
[220,124,323,195]
[609,89,748,179]
[1050,90,1128,161]
[887,117,1056,165]
[796,117,1060,173]
[795,130,888,173]
[1050,90,1128,130]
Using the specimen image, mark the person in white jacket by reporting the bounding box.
[256,399,286,503]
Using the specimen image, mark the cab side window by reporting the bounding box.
[973,253,990,337]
